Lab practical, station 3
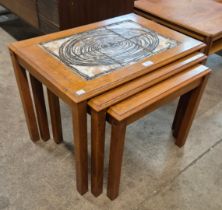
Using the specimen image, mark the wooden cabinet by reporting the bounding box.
[37,0,60,33]
[0,0,39,27]
[0,0,134,34]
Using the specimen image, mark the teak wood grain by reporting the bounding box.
[89,53,206,196]
[135,0,222,38]
[47,89,63,144]
[9,14,208,197]
[107,65,211,200]
[135,0,222,55]
[107,121,127,200]
[72,102,88,194]
[9,14,205,104]
[108,66,210,123]
[173,76,209,147]
[89,53,206,112]
[10,52,40,142]
[58,0,134,31]
[30,74,50,141]
[91,109,106,196]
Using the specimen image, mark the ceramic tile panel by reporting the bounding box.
[40,20,178,80]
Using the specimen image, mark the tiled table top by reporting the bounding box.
[9,14,205,103]
[41,20,177,80]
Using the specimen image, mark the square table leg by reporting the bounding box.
[91,109,106,196]
[204,37,213,56]
[47,89,63,144]
[172,92,191,136]
[173,75,209,147]
[29,74,50,141]
[72,102,88,194]
[10,52,40,142]
[107,120,127,200]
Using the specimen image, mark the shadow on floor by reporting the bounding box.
[0,7,41,41]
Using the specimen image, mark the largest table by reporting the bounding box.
[9,13,205,195]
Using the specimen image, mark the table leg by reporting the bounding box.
[107,120,127,200]
[72,102,88,194]
[172,92,192,138]
[47,89,63,144]
[204,36,213,56]
[10,52,39,142]
[91,109,106,196]
[30,74,50,141]
[175,76,209,147]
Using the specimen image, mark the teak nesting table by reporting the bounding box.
[89,65,210,199]
[9,13,210,199]
[135,0,222,55]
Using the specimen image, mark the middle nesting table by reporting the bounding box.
[9,13,206,196]
[88,52,206,196]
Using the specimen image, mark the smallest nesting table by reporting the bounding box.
[89,64,210,199]
[9,13,207,196]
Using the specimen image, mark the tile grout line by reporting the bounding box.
[135,137,222,209]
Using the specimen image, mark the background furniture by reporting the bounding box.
[134,0,222,55]
[0,0,134,33]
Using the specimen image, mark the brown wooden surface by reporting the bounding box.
[30,74,50,141]
[0,0,133,34]
[9,14,205,104]
[89,52,206,197]
[134,9,206,42]
[175,75,209,147]
[58,0,134,30]
[91,109,106,196]
[107,121,127,200]
[135,0,222,38]
[37,0,59,33]
[37,0,59,27]
[135,0,222,55]
[134,9,222,56]
[172,91,192,137]
[107,65,211,199]
[108,66,211,123]
[10,51,40,142]
[9,14,208,197]
[72,102,88,195]
[210,38,222,55]
[89,53,206,111]
[47,89,63,144]
[0,0,39,27]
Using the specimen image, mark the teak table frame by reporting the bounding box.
[134,0,222,55]
[106,65,210,200]
[9,13,206,196]
[88,53,207,197]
